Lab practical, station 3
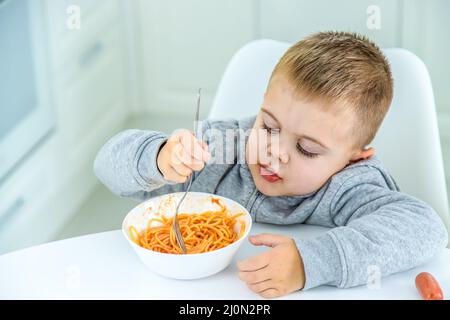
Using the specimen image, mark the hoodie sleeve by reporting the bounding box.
[295,168,448,290]
[93,129,187,201]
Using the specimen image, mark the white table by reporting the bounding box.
[0,223,448,300]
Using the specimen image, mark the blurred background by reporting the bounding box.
[0,0,449,254]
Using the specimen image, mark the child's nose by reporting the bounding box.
[268,141,289,164]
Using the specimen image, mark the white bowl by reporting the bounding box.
[121,192,252,279]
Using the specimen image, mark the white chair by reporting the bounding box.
[208,39,450,240]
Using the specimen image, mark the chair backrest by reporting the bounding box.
[209,39,450,235]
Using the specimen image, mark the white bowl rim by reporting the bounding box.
[121,191,253,258]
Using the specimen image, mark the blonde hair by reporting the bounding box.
[269,31,393,150]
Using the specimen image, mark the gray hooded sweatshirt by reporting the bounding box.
[93,115,448,290]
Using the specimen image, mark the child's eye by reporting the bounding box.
[262,123,279,134]
[296,143,318,158]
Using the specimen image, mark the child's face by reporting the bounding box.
[246,76,374,196]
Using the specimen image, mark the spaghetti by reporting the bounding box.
[129,197,246,254]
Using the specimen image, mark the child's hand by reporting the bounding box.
[157,129,211,183]
[237,233,305,299]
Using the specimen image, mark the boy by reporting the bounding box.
[94,31,448,298]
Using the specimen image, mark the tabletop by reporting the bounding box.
[0,223,448,299]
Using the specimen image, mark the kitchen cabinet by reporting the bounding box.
[0,0,130,254]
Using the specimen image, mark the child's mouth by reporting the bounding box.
[258,164,282,183]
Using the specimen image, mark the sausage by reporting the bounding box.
[415,272,444,300]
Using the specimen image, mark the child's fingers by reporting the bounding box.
[179,131,202,160]
[181,141,207,165]
[171,142,193,165]
[164,164,190,184]
[259,288,280,299]
[237,251,271,272]
[238,266,272,285]
[180,131,211,163]
[249,234,289,248]
[247,279,274,294]
[171,160,192,178]
[173,143,204,171]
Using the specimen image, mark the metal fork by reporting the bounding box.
[172,88,202,254]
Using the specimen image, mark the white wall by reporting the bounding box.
[136,0,404,117]
[259,0,402,46]
[136,0,258,119]
[400,0,450,192]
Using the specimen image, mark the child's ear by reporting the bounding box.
[349,147,375,163]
